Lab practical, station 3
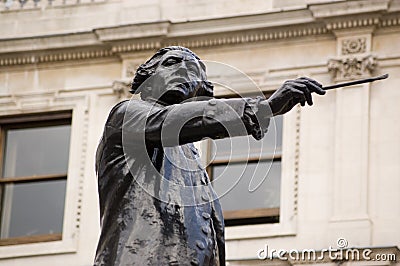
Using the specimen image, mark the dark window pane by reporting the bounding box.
[0,180,67,239]
[2,125,71,178]
[210,115,282,161]
[212,161,281,211]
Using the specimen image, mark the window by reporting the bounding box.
[208,96,283,226]
[0,112,72,246]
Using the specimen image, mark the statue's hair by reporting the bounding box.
[130,46,213,97]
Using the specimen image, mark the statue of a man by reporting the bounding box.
[94,46,325,265]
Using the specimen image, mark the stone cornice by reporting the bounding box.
[0,32,101,54]
[167,9,315,37]
[0,1,400,68]
[94,22,170,42]
[309,0,390,18]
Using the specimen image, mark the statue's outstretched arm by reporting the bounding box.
[112,98,270,147]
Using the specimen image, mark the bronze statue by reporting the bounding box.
[94,46,325,265]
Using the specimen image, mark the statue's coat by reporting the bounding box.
[94,98,269,265]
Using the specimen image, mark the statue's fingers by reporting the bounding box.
[290,87,307,106]
[291,82,313,106]
[298,77,325,95]
[298,76,322,87]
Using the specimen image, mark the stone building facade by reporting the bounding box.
[0,0,399,265]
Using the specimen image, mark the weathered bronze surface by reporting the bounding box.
[94,46,325,265]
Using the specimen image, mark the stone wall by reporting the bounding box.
[0,0,399,265]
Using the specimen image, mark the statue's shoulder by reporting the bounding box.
[109,99,147,114]
[106,100,127,118]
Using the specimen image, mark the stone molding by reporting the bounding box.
[292,105,301,217]
[2,0,106,11]
[0,49,113,67]
[0,1,399,68]
[326,17,380,31]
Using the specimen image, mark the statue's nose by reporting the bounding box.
[175,62,188,77]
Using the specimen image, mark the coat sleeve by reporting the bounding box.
[109,98,270,147]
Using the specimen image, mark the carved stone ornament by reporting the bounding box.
[328,55,377,81]
[112,80,131,99]
[341,37,367,55]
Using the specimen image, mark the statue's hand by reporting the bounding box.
[267,77,325,116]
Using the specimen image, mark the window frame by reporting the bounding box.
[0,90,92,259]
[207,91,282,225]
[0,111,72,246]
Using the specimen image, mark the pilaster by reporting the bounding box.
[327,27,378,247]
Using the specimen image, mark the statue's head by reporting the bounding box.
[130,46,213,104]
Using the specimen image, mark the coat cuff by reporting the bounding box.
[243,97,271,140]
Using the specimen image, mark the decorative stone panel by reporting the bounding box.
[328,55,377,81]
[341,37,367,55]
[112,80,132,99]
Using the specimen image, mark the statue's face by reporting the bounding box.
[148,50,207,104]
